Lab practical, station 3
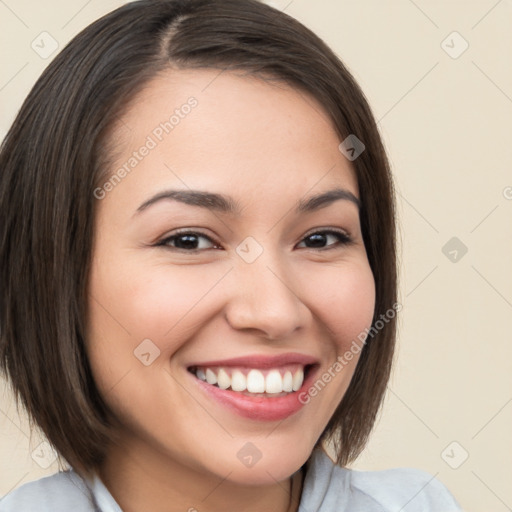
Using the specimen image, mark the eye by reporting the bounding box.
[156,230,219,252]
[296,229,353,250]
[156,228,353,253]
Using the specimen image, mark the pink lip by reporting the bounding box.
[187,356,320,422]
[187,352,319,369]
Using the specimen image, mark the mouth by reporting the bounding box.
[185,353,320,421]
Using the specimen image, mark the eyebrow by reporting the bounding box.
[134,187,361,217]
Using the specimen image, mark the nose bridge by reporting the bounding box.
[225,235,304,338]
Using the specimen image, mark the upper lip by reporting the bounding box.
[187,352,319,369]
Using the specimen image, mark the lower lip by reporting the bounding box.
[188,366,319,421]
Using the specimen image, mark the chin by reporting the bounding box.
[220,464,298,487]
[209,443,311,486]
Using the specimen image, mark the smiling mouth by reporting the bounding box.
[187,364,315,397]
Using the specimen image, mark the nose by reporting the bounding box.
[224,246,307,340]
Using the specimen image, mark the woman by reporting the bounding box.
[0,0,462,510]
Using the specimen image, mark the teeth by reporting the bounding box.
[292,370,303,391]
[205,368,217,385]
[247,369,265,393]
[283,371,293,392]
[217,368,231,389]
[265,370,283,394]
[231,370,246,392]
[193,366,305,394]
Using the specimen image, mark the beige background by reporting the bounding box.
[1,1,511,510]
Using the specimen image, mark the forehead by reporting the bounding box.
[102,68,359,213]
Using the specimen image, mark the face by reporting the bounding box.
[86,68,375,486]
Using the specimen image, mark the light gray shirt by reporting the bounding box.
[0,448,462,511]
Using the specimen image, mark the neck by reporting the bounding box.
[98,434,304,512]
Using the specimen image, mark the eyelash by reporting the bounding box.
[155,228,353,253]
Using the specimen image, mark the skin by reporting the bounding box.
[86,68,376,512]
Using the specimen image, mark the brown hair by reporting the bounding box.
[0,0,397,478]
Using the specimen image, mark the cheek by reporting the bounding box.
[89,255,213,337]
[86,244,375,394]
[289,258,375,427]
[306,258,376,353]
[87,251,375,357]
[85,257,224,382]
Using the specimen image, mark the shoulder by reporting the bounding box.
[301,449,462,511]
[0,470,96,512]
[349,465,462,511]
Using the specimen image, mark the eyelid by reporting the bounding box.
[301,226,352,240]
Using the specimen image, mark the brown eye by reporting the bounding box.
[297,230,352,250]
[157,231,218,252]
[156,228,352,253]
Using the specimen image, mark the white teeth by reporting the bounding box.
[205,368,217,385]
[217,368,231,389]
[246,369,265,393]
[265,370,283,394]
[283,371,293,392]
[193,366,305,394]
[231,370,246,392]
[292,369,304,391]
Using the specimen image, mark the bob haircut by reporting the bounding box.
[0,0,397,479]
